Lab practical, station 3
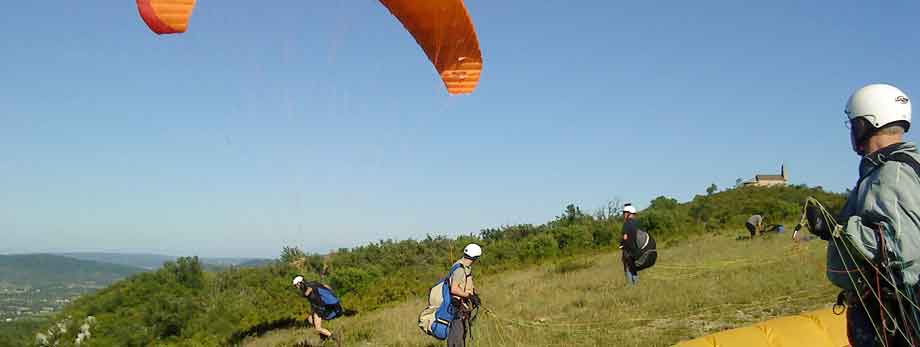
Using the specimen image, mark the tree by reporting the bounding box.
[558,204,585,224]
[164,256,204,289]
[649,196,679,210]
[706,183,718,196]
[594,199,622,221]
[565,204,582,220]
[280,246,306,264]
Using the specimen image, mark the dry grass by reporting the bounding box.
[243,232,837,347]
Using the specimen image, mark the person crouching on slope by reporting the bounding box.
[448,244,482,347]
[746,214,764,238]
[292,276,342,346]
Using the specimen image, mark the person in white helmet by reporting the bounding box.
[292,276,342,346]
[620,204,641,285]
[808,83,920,346]
[447,243,481,347]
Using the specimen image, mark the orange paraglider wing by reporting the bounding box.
[137,0,196,35]
[378,0,483,95]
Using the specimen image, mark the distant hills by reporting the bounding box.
[55,252,173,270]
[0,253,273,289]
[236,258,274,267]
[56,252,273,270]
[0,254,144,288]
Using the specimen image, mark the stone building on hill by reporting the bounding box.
[743,164,788,187]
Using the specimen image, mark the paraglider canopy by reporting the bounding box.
[378,0,483,95]
[136,0,197,35]
[133,0,484,95]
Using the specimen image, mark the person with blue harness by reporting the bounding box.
[292,276,343,346]
[417,243,482,346]
[448,244,481,347]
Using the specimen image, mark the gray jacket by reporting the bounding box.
[827,142,920,290]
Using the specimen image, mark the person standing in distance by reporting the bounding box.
[620,204,641,286]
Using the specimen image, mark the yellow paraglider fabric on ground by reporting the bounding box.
[674,308,849,347]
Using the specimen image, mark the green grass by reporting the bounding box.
[242,232,837,347]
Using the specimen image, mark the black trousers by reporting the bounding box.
[745,222,757,237]
[447,316,466,347]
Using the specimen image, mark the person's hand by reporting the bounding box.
[469,293,482,307]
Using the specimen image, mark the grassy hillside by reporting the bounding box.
[38,185,845,346]
[244,233,837,346]
[0,254,144,288]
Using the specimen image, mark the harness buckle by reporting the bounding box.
[833,291,847,315]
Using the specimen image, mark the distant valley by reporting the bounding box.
[0,254,144,322]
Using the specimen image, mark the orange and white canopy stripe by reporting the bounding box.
[137,0,196,35]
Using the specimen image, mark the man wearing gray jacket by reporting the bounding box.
[811,83,918,347]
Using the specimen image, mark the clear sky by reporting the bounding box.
[1,1,917,258]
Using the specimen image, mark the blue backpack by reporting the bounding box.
[418,263,465,340]
[305,282,344,320]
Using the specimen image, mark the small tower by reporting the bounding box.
[781,163,787,181]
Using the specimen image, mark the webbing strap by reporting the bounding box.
[888,153,920,180]
[444,263,464,285]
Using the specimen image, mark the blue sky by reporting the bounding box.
[1,0,918,257]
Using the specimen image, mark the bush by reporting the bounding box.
[328,267,377,294]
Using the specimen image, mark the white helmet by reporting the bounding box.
[292,275,304,287]
[623,204,638,214]
[463,243,482,259]
[845,83,911,153]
